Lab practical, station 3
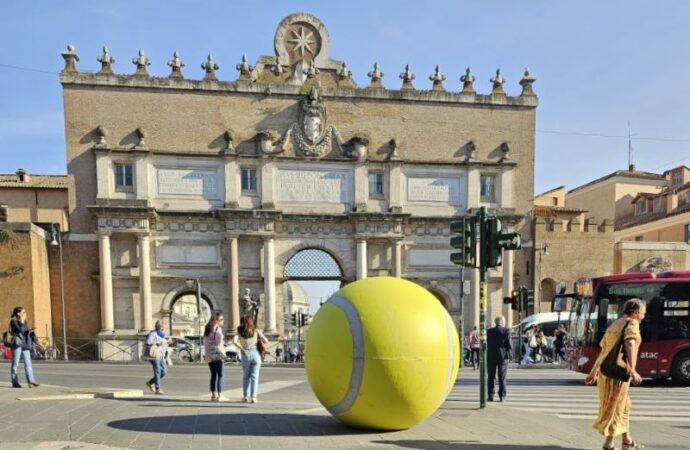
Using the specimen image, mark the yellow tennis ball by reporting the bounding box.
[305,277,459,430]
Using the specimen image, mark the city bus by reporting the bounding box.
[566,271,690,384]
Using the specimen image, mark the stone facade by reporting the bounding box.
[0,223,53,340]
[59,13,537,354]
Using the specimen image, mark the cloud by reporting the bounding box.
[0,110,64,138]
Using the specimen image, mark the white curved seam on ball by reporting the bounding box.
[442,311,455,401]
[326,294,364,416]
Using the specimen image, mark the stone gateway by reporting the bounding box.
[58,12,536,358]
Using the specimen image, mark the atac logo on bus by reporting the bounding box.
[640,352,659,359]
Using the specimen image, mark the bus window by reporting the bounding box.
[661,299,690,339]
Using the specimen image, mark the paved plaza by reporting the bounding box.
[0,362,688,449]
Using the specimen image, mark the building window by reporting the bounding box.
[634,235,643,242]
[552,197,559,206]
[685,224,690,244]
[635,201,646,215]
[368,173,384,198]
[653,197,662,212]
[241,168,257,194]
[480,175,496,202]
[114,163,133,191]
[673,171,683,186]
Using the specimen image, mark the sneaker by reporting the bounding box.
[211,393,218,402]
[242,397,249,403]
[29,382,40,387]
[145,382,155,393]
[251,397,258,403]
[216,394,228,402]
[12,383,22,388]
[155,389,164,395]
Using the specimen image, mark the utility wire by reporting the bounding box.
[537,129,690,143]
[0,63,58,76]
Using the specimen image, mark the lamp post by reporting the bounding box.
[50,224,68,361]
[535,243,550,314]
[185,278,203,362]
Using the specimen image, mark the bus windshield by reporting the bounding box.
[596,281,690,342]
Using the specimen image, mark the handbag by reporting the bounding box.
[142,332,162,361]
[257,338,267,355]
[600,321,632,382]
[2,330,13,347]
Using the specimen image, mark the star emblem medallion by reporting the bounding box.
[289,27,315,57]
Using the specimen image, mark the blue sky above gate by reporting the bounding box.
[2,1,690,194]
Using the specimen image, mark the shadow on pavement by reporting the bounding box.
[372,441,574,450]
[108,413,380,436]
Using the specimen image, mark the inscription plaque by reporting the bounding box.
[277,169,351,203]
[157,168,219,197]
[407,177,460,203]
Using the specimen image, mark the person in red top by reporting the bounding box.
[468,326,480,370]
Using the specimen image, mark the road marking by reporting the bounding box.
[294,406,327,415]
[196,379,305,400]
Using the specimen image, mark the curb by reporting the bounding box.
[17,389,143,401]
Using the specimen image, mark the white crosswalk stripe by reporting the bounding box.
[446,367,690,422]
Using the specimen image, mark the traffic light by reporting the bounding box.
[484,217,522,268]
[450,217,476,267]
[503,289,519,310]
[300,313,310,327]
[291,312,298,326]
[518,286,534,312]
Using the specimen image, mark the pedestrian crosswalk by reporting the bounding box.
[446,367,690,423]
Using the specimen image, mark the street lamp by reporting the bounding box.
[535,242,550,314]
[185,278,203,362]
[49,224,68,361]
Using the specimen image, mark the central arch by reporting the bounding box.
[283,247,344,282]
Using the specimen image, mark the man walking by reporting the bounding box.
[487,316,512,402]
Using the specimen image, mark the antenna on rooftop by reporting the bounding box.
[627,121,635,172]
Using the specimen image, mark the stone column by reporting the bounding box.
[263,236,277,333]
[392,239,403,277]
[138,234,152,331]
[228,235,240,330]
[502,247,515,328]
[388,162,403,212]
[98,232,115,332]
[499,166,514,208]
[134,156,150,202]
[466,165,481,209]
[356,238,368,279]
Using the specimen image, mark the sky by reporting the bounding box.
[2,1,690,196]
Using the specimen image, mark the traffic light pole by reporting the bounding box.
[478,207,488,409]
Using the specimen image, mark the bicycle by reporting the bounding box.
[35,338,61,360]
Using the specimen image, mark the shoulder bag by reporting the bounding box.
[257,333,267,355]
[142,332,162,361]
[599,321,632,382]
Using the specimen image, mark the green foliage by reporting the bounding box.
[0,229,16,245]
[149,211,160,226]
[299,83,312,96]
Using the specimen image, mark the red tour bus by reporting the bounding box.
[566,271,690,384]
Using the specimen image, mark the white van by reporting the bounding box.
[511,312,569,351]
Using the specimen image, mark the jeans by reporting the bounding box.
[208,360,224,393]
[148,358,167,390]
[242,349,262,398]
[470,348,480,369]
[11,349,35,385]
[520,342,531,364]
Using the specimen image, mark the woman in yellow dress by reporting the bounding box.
[585,298,645,450]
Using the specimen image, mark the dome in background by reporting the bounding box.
[284,280,309,307]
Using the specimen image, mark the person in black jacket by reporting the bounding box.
[487,315,512,402]
[8,307,39,388]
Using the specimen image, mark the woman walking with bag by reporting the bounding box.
[203,313,226,402]
[233,317,268,403]
[144,320,169,395]
[585,298,646,450]
[8,307,39,388]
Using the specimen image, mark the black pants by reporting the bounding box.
[488,360,508,399]
[470,348,480,368]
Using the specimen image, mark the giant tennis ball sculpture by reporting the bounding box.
[305,277,459,430]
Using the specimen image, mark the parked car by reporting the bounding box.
[225,342,240,362]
